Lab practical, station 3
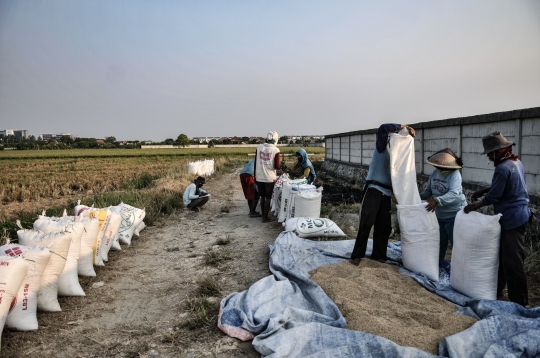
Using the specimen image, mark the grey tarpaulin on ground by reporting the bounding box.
[218,232,540,357]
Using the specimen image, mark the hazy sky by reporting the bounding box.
[1,1,539,141]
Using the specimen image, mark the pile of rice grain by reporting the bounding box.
[310,260,477,354]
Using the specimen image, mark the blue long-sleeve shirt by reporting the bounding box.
[482,159,530,230]
[420,169,467,220]
[183,183,207,206]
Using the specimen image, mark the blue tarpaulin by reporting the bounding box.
[218,232,540,357]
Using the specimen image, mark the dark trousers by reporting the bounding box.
[187,196,209,210]
[351,188,392,260]
[498,223,529,307]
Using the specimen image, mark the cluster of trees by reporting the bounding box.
[0,134,141,150]
[160,134,191,147]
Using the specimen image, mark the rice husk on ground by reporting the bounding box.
[310,259,478,355]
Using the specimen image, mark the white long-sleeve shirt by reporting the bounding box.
[183,183,207,206]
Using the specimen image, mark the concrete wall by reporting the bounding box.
[324,107,540,197]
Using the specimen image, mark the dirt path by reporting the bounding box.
[2,169,284,358]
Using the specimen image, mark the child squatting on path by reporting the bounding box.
[420,148,467,265]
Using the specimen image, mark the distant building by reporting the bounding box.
[1,129,28,140]
[39,133,76,141]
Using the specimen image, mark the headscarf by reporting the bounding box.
[376,123,402,153]
[265,131,279,144]
[296,148,316,183]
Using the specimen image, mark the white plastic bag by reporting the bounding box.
[450,210,501,300]
[284,218,346,238]
[389,129,422,206]
[17,230,72,312]
[1,245,51,331]
[397,203,440,282]
[0,255,28,349]
[134,221,146,237]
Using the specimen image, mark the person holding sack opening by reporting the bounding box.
[183,176,210,212]
[464,131,530,307]
[350,123,415,266]
[420,148,467,265]
[240,159,261,217]
[286,148,317,184]
[254,131,281,223]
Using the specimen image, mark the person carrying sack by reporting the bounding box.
[464,131,530,307]
[183,176,210,212]
[420,148,467,264]
[350,123,415,265]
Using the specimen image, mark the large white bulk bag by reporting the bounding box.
[109,203,145,245]
[80,208,112,266]
[450,210,501,300]
[1,245,51,331]
[389,129,422,206]
[33,218,85,296]
[99,209,122,261]
[284,218,346,238]
[292,187,322,219]
[17,230,72,311]
[278,179,308,222]
[397,203,440,282]
[0,255,28,350]
[188,162,198,174]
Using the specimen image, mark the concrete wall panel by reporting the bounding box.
[521,136,540,156]
[463,121,515,138]
[522,118,540,135]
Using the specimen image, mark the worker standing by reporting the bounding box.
[350,123,415,265]
[464,131,530,307]
[420,148,467,264]
[254,131,281,223]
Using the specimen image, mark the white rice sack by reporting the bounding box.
[81,208,111,266]
[99,209,122,261]
[109,203,145,245]
[110,234,122,251]
[17,230,72,312]
[284,218,346,238]
[389,129,422,206]
[134,221,146,237]
[76,217,100,276]
[450,210,502,300]
[293,187,323,219]
[74,200,93,217]
[1,245,51,331]
[397,203,440,282]
[278,179,307,222]
[33,218,85,296]
[0,255,29,350]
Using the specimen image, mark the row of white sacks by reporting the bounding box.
[390,128,501,301]
[270,174,323,222]
[0,201,146,350]
[188,159,214,177]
